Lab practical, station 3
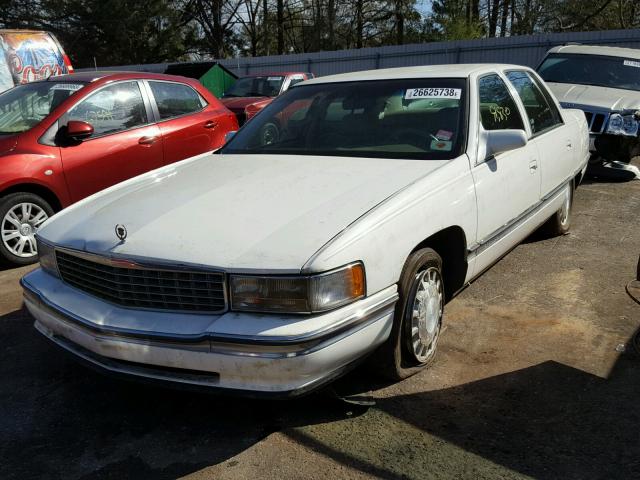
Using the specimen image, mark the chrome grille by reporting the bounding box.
[56,250,226,313]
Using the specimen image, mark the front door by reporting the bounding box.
[471,73,541,272]
[59,80,164,202]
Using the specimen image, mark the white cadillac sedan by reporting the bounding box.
[22,64,589,396]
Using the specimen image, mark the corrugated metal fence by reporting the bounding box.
[218,28,640,76]
[86,28,640,78]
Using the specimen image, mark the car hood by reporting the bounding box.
[547,82,640,111]
[221,97,271,111]
[0,134,18,155]
[41,153,447,272]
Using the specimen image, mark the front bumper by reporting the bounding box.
[21,269,397,396]
[590,133,640,161]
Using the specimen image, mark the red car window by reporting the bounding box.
[67,81,148,137]
[148,81,206,120]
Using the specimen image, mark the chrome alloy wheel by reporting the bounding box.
[559,186,571,227]
[1,202,48,258]
[408,267,444,363]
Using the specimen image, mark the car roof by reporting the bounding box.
[548,44,640,60]
[46,71,198,83]
[302,64,529,84]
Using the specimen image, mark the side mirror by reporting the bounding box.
[485,129,528,157]
[224,131,237,144]
[66,120,94,142]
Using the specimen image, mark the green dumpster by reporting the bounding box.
[164,62,237,98]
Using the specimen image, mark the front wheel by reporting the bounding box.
[0,193,53,266]
[372,248,444,381]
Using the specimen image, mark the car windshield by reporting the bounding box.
[0,81,86,134]
[223,76,285,98]
[222,78,467,160]
[538,53,640,92]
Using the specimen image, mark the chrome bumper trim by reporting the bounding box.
[22,276,398,358]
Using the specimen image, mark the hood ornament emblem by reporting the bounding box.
[115,224,127,241]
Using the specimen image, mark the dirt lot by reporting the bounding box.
[1,179,639,480]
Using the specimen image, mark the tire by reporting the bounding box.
[539,181,573,237]
[372,248,445,381]
[260,122,280,145]
[0,192,54,266]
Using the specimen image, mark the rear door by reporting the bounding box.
[505,70,571,197]
[60,80,164,202]
[145,80,228,164]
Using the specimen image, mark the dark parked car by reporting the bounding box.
[0,71,238,266]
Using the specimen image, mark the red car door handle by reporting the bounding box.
[138,136,158,145]
[204,121,217,129]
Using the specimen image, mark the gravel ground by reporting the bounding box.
[0,178,638,480]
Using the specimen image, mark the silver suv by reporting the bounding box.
[538,44,640,180]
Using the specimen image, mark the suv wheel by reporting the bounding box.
[0,193,54,266]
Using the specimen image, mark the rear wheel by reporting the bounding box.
[373,248,444,380]
[0,193,53,266]
[539,181,573,237]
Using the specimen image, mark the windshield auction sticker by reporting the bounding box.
[623,60,640,68]
[405,88,462,99]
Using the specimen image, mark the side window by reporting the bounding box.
[67,81,147,137]
[148,82,206,120]
[506,71,562,134]
[478,74,524,131]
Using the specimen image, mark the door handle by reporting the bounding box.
[529,159,538,173]
[566,140,573,149]
[138,136,158,145]
[204,120,217,129]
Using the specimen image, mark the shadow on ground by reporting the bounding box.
[0,306,367,480]
[2,301,639,480]
[328,344,640,479]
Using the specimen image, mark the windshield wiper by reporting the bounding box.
[222,93,239,98]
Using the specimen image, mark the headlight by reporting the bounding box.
[606,113,639,136]
[622,115,639,136]
[36,237,59,278]
[230,263,365,313]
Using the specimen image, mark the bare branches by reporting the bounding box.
[1,0,637,66]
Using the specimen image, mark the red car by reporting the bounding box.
[221,72,313,126]
[0,71,237,266]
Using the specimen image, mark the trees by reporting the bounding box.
[0,0,196,67]
[429,0,639,38]
[0,0,637,67]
